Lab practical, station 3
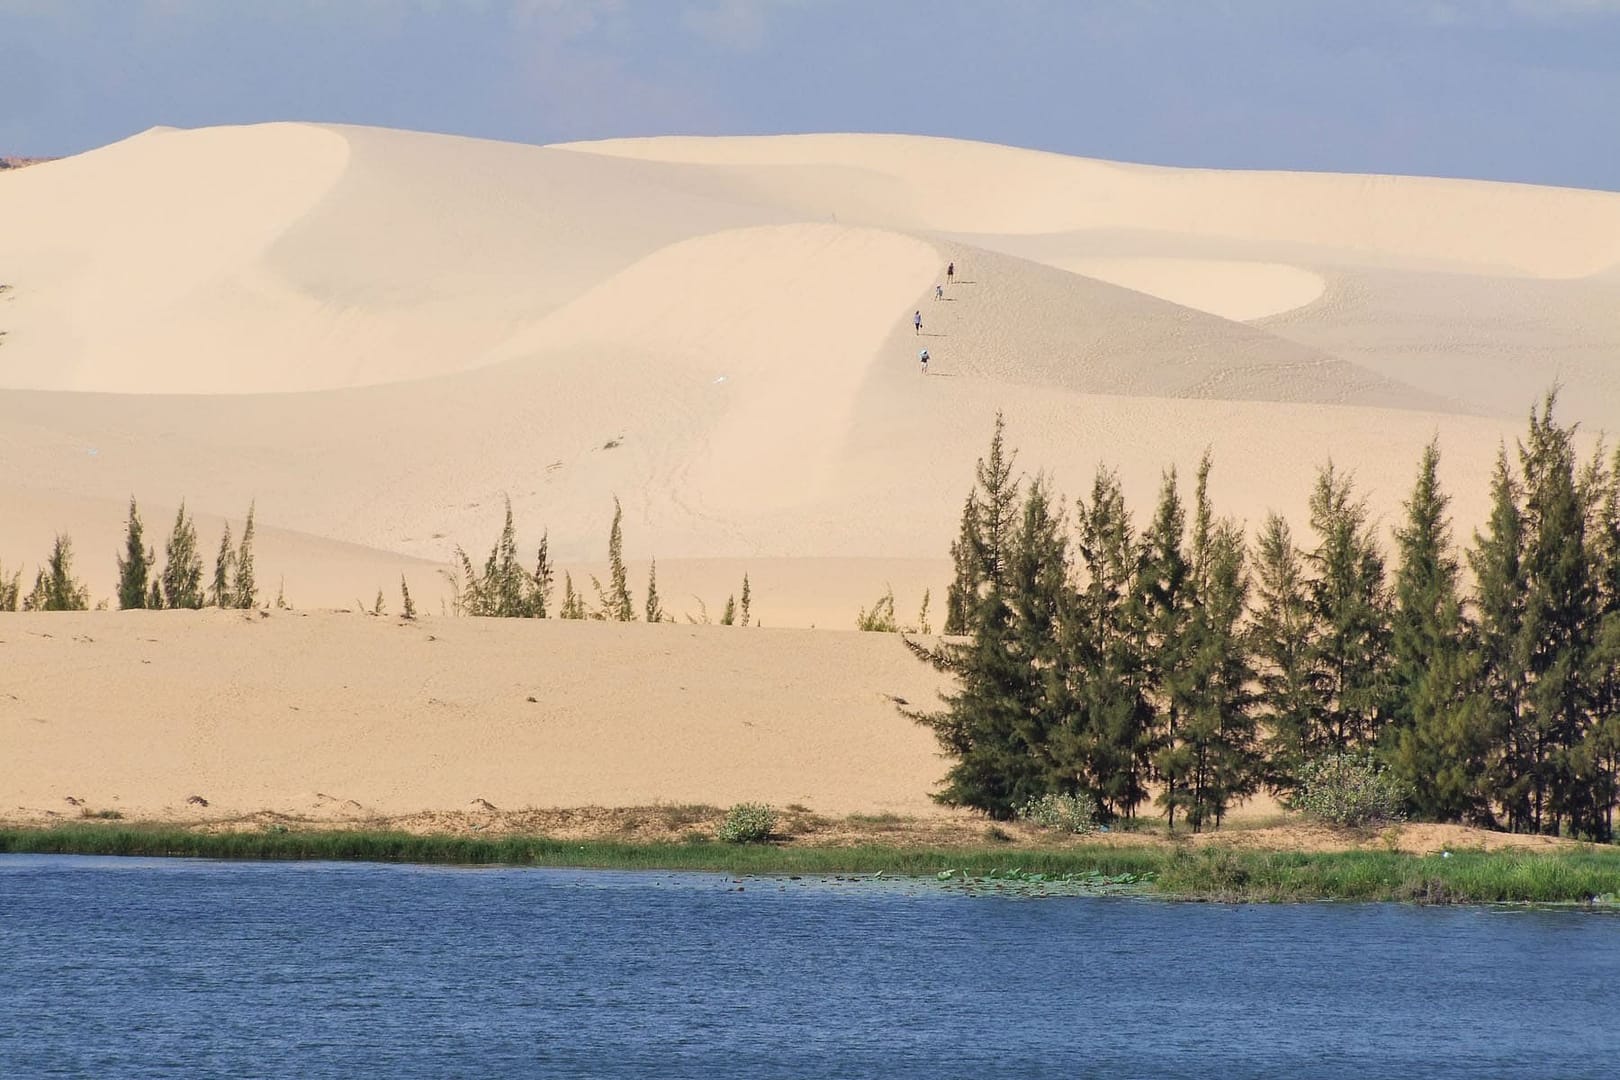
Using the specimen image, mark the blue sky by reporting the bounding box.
[3,0,1618,190]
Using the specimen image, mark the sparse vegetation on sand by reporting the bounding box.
[3,825,1616,904]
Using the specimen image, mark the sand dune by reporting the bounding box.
[4,122,1617,623]
[0,612,949,819]
[4,123,1620,817]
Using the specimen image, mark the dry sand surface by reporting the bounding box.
[3,124,1618,826]
[1,610,951,821]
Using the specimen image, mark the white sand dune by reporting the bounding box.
[4,122,1617,622]
[3,123,1619,815]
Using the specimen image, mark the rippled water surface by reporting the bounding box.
[2,855,1617,1078]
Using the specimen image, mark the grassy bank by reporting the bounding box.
[3,825,1617,904]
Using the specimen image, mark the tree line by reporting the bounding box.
[2,494,753,626]
[908,394,1620,841]
[0,499,259,612]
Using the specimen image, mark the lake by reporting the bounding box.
[1,855,1616,1078]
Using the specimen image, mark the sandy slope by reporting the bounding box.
[0,612,949,819]
[2,123,1619,819]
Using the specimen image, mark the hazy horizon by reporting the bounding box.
[3,1,1619,191]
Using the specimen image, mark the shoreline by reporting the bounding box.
[5,824,1617,905]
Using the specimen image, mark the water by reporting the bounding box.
[2,856,1616,1079]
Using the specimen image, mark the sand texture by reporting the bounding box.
[3,124,1619,821]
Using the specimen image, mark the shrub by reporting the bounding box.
[716,803,777,844]
[1017,791,1099,834]
[1292,752,1409,827]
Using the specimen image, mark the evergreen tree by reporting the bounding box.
[1469,447,1532,830]
[146,578,162,609]
[1581,443,1620,840]
[116,496,154,610]
[942,413,1021,636]
[232,502,257,609]
[23,534,89,611]
[1050,467,1152,820]
[645,558,664,623]
[1388,441,1490,822]
[719,594,737,625]
[1,561,23,611]
[560,573,587,619]
[1251,512,1323,792]
[1518,392,1596,835]
[944,494,980,635]
[1141,469,1198,830]
[400,575,417,620]
[590,497,635,621]
[739,574,752,627]
[530,532,554,618]
[482,497,530,618]
[916,588,932,635]
[904,420,1044,819]
[1001,477,1071,809]
[160,503,205,609]
[1181,454,1260,831]
[1304,463,1392,751]
[210,522,234,608]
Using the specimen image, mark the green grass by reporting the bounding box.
[3,824,1617,904]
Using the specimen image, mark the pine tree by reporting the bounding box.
[1251,512,1323,793]
[400,575,417,620]
[160,503,205,609]
[232,502,257,609]
[1518,392,1595,835]
[1049,467,1151,820]
[1181,453,1260,831]
[23,534,89,611]
[904,420,1048,819]
[1470,446,1532,831]
[645,558,664,623]
[116,496,154,610]
[560,572,586,619]
[1305,463,1392,752]
[0,561,22,611]
[720,595,737,625]
[944,494,980,635]
[592,497,635,621]
[146,578,162,609]
[530,532,554,618]
[739,574,752,627]
[1581,443,1620,840]
[1000,477,1070,809]
[483,497,530,618]
[1388,441,1489,822]
[1142,469,1198,830]
[942,413,1020,636]
[211,522,235,608]
[372,588,386,616]
[916,588,932,635]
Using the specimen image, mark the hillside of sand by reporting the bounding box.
[3,123,1618,821]
[3,123,1617,627]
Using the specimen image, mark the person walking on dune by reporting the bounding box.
[914,310,923,334]
[935,284,943,301]
[919,348,930,374]
[946,261,955,284]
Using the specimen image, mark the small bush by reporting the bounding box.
[716,802,777,844]
[1293,752,1409,827]
[1017,792,1098,835]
